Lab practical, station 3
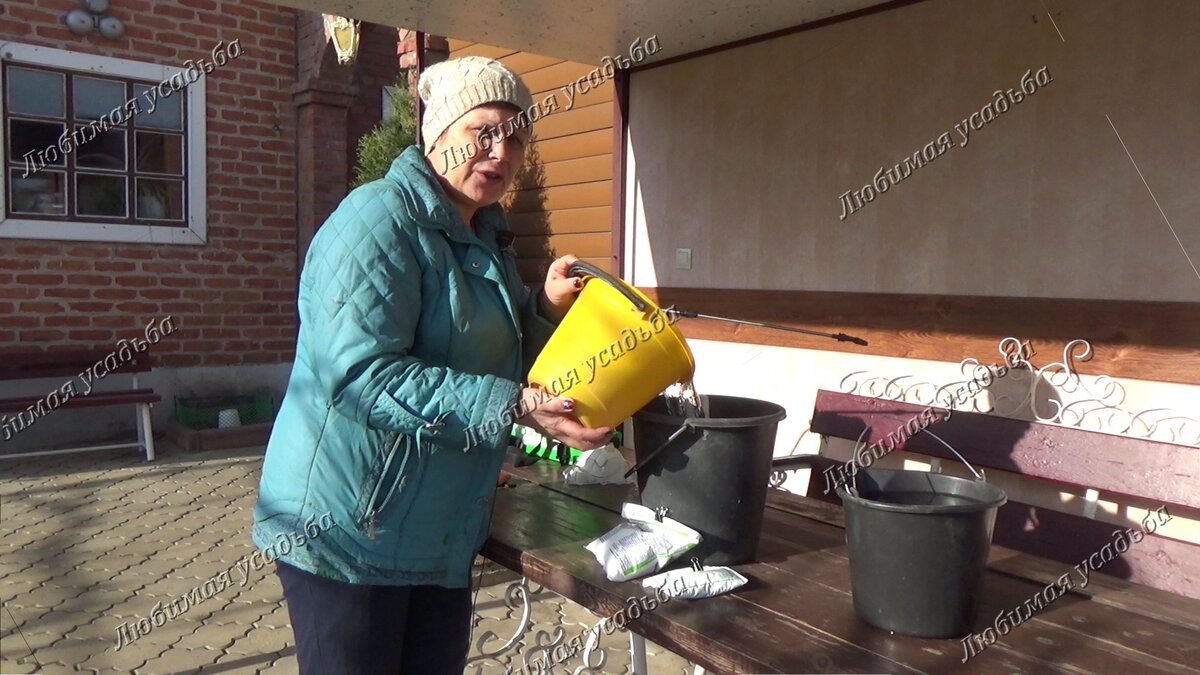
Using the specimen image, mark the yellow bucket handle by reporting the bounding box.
[567,261,649,312]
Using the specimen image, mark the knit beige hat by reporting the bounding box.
[418,56,534,149]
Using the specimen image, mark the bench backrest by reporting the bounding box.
[810,389,1200,600]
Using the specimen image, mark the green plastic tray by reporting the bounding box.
[175,393,276,430]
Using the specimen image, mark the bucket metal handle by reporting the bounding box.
[845,426,872,497]
[848,417,987,490]
[623,422,693,479]
[567,261,649,312]
[915,427,987,482]
[877,415,987,481]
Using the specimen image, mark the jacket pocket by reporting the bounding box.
[354,432,423,541]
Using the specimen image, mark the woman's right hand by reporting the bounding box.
[515,386,613,450]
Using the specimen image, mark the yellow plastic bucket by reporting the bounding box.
[528,262,696,429]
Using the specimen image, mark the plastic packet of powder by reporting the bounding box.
[641,564,748,599]
[585,503,701,581]
[562,444,634,485]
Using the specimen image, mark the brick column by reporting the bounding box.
[293,81,356,263]
[398,30,449,88]
[291,19,445,264]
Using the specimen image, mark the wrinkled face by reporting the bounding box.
[427,104,531,219]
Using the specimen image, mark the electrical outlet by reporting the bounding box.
[674,248,692,270]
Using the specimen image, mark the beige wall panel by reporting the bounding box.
[508,206,612,236]
[518,155,612,188]
[532,101,612,142]
[505,181,612,213]
[582,256,613,274]
[559,79,613,107]
[520,61,597,95]
[534,129,613,163]
[626,0,1200,301]
[500,52,564,74]
[514,232,611,259]
[449,42,514,59]
[518,256,612,280]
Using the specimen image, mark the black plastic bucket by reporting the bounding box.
[837,467,1007,637]
[631,394,786,565]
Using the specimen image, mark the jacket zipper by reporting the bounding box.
[355,391,452,540]
[364,509,378,540]
[359,432,405,540]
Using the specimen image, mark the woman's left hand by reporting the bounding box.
[540,254,582,323]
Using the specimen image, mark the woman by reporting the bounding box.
[253,57,611,674]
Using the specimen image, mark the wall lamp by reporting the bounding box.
[65,0,126,40]
[324,14,361,64]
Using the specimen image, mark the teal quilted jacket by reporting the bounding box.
[252,145,556,587]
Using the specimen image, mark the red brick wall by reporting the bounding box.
[0,0,298,367]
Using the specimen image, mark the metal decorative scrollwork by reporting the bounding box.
[838,336,1037,414]
[465,576,632,674]
[519,625,569,673]
[572,620,610,673]
[465,577,537,673]
[1026,340,1200,444]
[837,337,1200,446]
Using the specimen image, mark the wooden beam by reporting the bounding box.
[612,67,628,277]
[642,287,1200,385]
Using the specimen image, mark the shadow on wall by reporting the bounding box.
[506,143,554,283]
[976,376,1143,586]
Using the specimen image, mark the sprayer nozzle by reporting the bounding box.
[663,306,697,319]
[836,333,870,346]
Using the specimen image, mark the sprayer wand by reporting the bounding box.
[662,307,869,346]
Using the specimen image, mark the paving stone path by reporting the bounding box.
[0,445,695,674]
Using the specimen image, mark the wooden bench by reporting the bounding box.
[485,455,1200,673]
[0,348,160,461]
[802,388,1200,601]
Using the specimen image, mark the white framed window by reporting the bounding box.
[1,42,207,244]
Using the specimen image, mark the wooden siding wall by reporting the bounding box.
[448,40,614,281]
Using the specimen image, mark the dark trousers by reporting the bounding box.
[276,561,473,675]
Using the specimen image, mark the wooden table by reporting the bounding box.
[484,460,1200,674]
